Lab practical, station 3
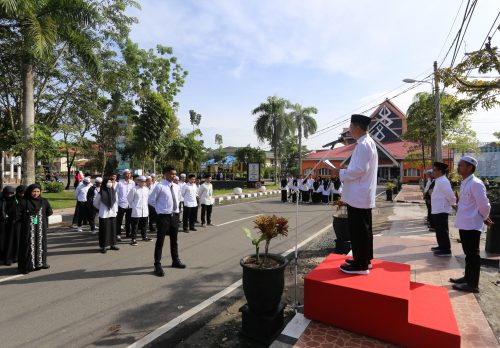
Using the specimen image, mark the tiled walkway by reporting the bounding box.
[290,187,499,348]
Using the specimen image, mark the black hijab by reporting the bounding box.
[323,180,329,190]
[16,185,27,201]
[100,177,116,208]
[25,184,43,214]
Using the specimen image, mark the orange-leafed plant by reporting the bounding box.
[243,215,289,266]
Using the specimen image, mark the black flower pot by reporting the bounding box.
[486,215,500,253]
[333,216,351,254]
[392,187,399,194]
[240,254,288,314]
[386,189,393,201]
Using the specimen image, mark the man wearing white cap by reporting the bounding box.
[115,169,135,241]
[178,173,187,213]
[75,177,92,233]
[450,156,492,293]
[127,176,152,245]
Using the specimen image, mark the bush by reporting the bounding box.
[385,182,396,190]
[45,181,64,193]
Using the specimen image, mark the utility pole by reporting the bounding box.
[434,61,443,162]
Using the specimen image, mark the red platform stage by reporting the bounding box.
[304,254,460,348]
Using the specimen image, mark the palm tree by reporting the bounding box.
[289,103,318,176]
[0,0,100,184]
[253,96,293,183]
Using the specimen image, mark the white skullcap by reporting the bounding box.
[150,173,156,177]
[95,177,103,183]
[174,175,179,180]
[461,156,478,167]
[123,169,131,173]
[138,175,146,181]
[146,176,152,180]
[180,173,186,177]
[83,177,91,183]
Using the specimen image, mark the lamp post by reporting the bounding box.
[403,61,442,162]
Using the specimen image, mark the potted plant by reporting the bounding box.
[392,179,399,194]
[385,182,395,201]
[241,215,289,314]
[332,200,350,254]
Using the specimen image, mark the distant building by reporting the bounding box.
[455,142,500,179]
[302,99,453,183]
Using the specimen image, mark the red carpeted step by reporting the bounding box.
[304,254,412,345]
[407,282,460,348]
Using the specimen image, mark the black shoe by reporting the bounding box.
[142,237,153,241]
[5,261,12,266]
[100,248,107,254]
[195,220,200,223]
[42,264,50,269]
[110,245,120,251]
[431,246,440,251]
[449,277,467,284]
[172,260,186,269]
[340,263,369,275]
[452,283,479,293]
[130,239,138,246]
[434,250,452,257]
[183,228,189,233]
[154,264,165,277]
[429,228,436,232]
[345,258,373,269]
[190,228,197,231]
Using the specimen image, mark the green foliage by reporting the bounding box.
[235,145,266,166]
[385,182,396,190]
[44,181,64,193]
[189,110,202,129]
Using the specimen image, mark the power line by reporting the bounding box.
[436,0,466,62]
[450,0,478,67]
[480,11,500,49]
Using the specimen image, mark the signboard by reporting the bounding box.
[247,163,260,182]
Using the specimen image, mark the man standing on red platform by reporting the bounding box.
[332,114,378,275]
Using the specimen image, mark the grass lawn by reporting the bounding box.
[43,190,76,210]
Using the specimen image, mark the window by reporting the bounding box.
[304,168,315,176]
[404,168,420,177]
[319,168,331,176]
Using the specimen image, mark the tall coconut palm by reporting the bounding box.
[0,0,101,184]
[253,96,293,183]
[289,103,317,176]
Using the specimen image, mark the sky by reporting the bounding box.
[127,0,500,151]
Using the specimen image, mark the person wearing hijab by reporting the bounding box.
[93,176,120,253]
[17,184,53,274]
[321,180,330,204]
[280,177,288,203]
[0,186,17,265]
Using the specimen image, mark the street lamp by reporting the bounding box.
[403,61,442,162]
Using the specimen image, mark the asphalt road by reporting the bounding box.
[0,196,336,348]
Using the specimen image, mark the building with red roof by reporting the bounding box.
[302,99,453,183]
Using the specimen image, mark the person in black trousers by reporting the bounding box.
[148,165,186,277]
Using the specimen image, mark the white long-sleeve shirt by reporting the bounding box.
[454,175,491,231]
[424,178,433,193]
[76,183,90,202]
[148,179,180,214]
[93,191,118,218]
[431,175,455,214]
[127,186,150,218]
[182,183,198,208]
[178,181,187,202]
[115,179,135,209]
[339,134,378,209]
[306,178,315,190]
[198,182,213,205]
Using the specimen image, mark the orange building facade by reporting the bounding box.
[302,99,453,183]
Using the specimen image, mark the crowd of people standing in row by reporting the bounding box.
[279,174,343,204]
[0,166,216,277]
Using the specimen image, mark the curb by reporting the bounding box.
[48,190,281,226]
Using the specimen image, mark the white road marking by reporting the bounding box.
[0,274,24,283]
[128,223,332,348]
[215,214,262,227]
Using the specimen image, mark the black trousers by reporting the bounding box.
[459,229,481,288]
[86,204,96,231]
[76,201,87,227]
[154,213,180,264]
[201,204,213,224]
[347,205,373,269]
[183,206,197,230]
[281,190,287,202]
[425,200,433,226]
[116,207,132,236]
[195,197,200,222]
[291,192,297,203]
[148,205,157,231]
[432,213,451,252]
[131,217,148,239]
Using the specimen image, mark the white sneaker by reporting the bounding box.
[77,228,83,233]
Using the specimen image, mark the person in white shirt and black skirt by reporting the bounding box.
[332,114,378,275]
[181,174,198,232]
[148,165,186,277]
[450,156,492,293]
[430,162,456,257]
[127,176,152,245]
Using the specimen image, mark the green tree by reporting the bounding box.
[0,0,102,184]
[253,96,293,182]
[289,103,317,176]
[189,110,202,130]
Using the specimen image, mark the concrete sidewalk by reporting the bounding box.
[273,201,498,348]
[394,184,425,204]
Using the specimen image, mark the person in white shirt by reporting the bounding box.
[75,177,92,232]
[423,170,435,230]
[198,174,214,227]
[115,169,135,241]
[332,114,378,275]
[195,176,202,223]
[178,173,187,213]
[300,176,310,203]
[181,174,198,232]
[330,177,342,202]
[148,165,186,277]
[147,174,158,233]
[127,176,152,245]
[307,174,315,203]
[450,156,492,293]
[86,177,101,234]
[321,180,331,204]
[93,176,120,253]
[430,162,456,257]
[280,177,288,202]
[289,179,298,203]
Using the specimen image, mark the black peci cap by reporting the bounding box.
[433,161,448,171]
[351,114,371,126]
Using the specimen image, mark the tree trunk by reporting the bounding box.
[21,62,35,185]
[298,125,302,177]
[421,142,426,177]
